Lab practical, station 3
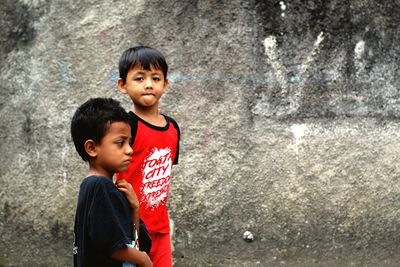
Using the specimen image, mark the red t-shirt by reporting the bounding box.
[116,111,180,234]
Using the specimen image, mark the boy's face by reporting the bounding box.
[91,121,132,178]
[118,65,168,109]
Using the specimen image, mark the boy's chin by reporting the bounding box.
[119,166,129,172]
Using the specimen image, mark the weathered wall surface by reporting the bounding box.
[1,0,400,266]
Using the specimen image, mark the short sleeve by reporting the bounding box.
[87,181,133,256]
[167,116,180,165]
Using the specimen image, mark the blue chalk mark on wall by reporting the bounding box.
[168,73,328,86]
[168,73,277,83]
[57,59,71,85]
[107,71,119,86]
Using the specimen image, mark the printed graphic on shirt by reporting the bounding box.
[73,232,78,254]
[141,147,172,209]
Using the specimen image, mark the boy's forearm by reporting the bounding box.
[111,246,150,266]
[133,207,140,237]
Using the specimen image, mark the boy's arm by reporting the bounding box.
[165,115,180,165]
[111,246,152,267]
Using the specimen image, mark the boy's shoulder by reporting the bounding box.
[78,176,128,209]
[82,175,112,184]
[80,176,115,192]
[163,114,179,133]
[163,114,178,125]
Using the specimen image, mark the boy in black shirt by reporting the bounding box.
[71,98,152,267]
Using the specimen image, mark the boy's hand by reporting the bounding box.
[137,251,153,267]
[116,179,139,210]
[111,246,152,267]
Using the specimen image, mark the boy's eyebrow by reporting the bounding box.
[136,70,145,74]
[134,70,163,75]
[114,134,130,139]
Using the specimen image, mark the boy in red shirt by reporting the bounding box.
[116,46,180,267]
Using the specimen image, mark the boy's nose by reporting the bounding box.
[144,79,153,89]
[126,145,133,155]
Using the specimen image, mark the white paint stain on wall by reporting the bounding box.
[294,32,325,114]
[354,40,366,76]
[263,36,288,91]
[299,32,324,78]
[279,1,286,17]
[354,40,365,59]
[290,124,308,159]
[61,135,69,184]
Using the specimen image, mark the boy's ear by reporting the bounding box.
[163,79,169,93]
[84,140,98,158]
[117,78,127,94]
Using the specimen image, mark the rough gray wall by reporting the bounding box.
[1,0,400,266]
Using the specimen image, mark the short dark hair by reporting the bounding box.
[118,46,168,84]
[70,98,130,161]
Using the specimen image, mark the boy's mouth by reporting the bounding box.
[142,93,155,97]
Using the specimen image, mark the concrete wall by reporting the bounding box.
[1,0,400,266]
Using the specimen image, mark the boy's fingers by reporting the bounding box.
[115,180,123,185]
[116,180,128,187]
[116,180,132,189]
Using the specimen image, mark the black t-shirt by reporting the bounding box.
[73,176,134,267]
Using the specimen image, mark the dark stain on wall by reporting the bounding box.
[22,110,33,145]
[0,0,50,68]
[50,219,69,239]
[0,1,35,64]
[1,201,11,222]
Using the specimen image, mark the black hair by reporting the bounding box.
[118,46,168,84]
[70,98,130,161]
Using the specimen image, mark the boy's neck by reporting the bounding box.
[87,165,113,180]
[132,106,166,127]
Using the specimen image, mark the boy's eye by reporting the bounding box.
[153,77,161,81]
[134,77,144,81]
